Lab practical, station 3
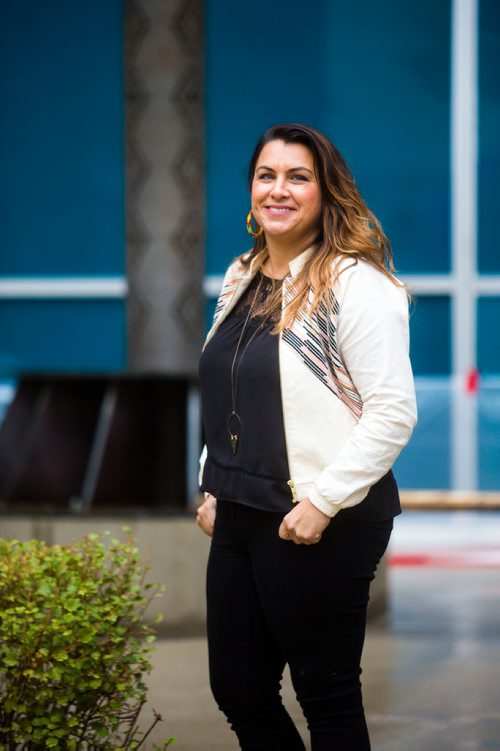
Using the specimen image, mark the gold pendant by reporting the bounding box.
[229,434,239,455]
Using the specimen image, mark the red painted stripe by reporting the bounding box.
[390,554,432,566]
[389,550,500,569]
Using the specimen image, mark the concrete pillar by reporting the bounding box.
[125,0,204,375]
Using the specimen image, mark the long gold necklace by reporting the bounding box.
[227,275,269,455]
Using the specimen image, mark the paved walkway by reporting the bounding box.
[143,511,500,750]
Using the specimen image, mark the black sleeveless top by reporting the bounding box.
[199,271,295,512]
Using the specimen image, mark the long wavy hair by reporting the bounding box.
[241,123,403,331]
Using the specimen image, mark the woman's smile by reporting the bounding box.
[264,205,296,216]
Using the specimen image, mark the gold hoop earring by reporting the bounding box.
[246,210,263,238]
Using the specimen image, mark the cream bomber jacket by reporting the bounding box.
[199,247,417,518]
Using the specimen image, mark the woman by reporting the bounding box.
[196,123,417,750]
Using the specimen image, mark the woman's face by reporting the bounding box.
[251,140,322,246]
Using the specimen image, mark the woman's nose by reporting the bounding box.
[270,176,289,198]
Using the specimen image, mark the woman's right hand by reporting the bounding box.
[196,493,217,537]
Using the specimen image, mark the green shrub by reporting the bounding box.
[0,532,175,750]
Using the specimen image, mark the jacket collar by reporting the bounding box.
[246,245,316,280]
[204,245,317,349]
[288,246,316,278]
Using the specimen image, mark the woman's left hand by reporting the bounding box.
[278,498,331,545]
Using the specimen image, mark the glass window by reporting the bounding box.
[409,296,451,375]
[478,0,500,273]
[477,297,500,374]
[478,377,500,490]
[394,378,451,489]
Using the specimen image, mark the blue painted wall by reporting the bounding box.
[205,0,331,276]
[0,1,125,373]
[479,0,500,274]
[0,299,125,373]
[477,0,500,392]
[320,1,451,276]
[206,0,450,275]
[205,0,451,378]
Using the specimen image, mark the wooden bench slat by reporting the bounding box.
[400,491,500,510]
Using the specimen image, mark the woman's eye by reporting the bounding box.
[256,172,310,182]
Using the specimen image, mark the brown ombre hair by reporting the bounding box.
[242,123,403,331]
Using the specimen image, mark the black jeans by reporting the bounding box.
[206,500,393,751]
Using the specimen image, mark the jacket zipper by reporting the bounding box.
[287,480,298,503]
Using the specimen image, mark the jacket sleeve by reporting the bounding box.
[307,262,418,517]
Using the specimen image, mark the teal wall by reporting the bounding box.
[320,1,451,276]
[205,0,451,377]
[479,0,500,275]
[205,1,330,275]
[206,0,451,275]
[0,300,125,373]
[477,0,500,381]
[0,0,125,373]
